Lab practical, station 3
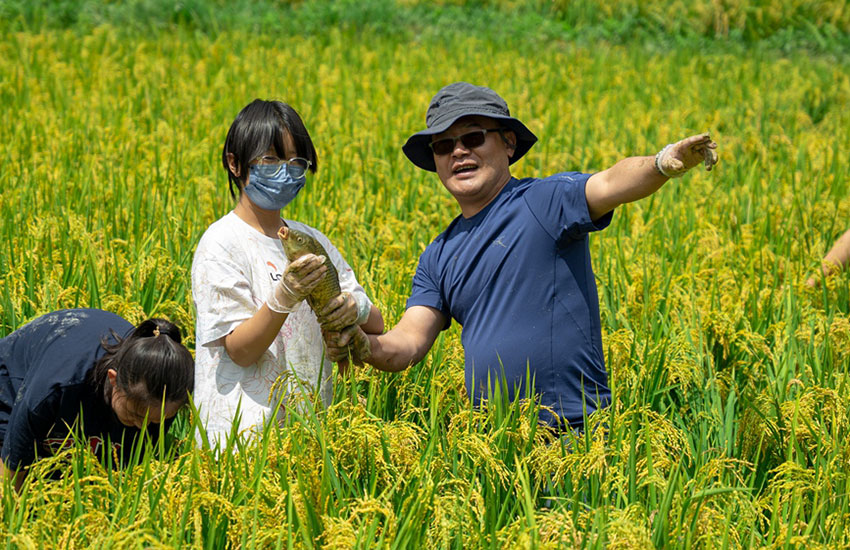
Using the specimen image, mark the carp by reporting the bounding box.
[277,223,369,372]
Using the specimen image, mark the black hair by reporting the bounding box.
[89,318,195,406]
[222,99,318,199]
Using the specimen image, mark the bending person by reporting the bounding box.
[191,99,384,445]
[0,308,194,491]
[328,82,718,431]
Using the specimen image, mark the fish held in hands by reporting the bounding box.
[277,224,369,372]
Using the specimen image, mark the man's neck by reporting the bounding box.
[459,175,512,218]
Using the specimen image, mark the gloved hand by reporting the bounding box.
[322,325,371,365]
[266,254,327,313]
[318,292,371,331]
[655,133,718,178]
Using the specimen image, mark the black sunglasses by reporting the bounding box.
[428,128,506,156]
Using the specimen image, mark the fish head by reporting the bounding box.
[277,224,313,261]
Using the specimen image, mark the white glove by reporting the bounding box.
[655,133,718,178]
[266,254,327,314]
[317,292,372,330]
[354,292,371,325]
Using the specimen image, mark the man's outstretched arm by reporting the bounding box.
[585,133,718,221]
[325,305,446,373]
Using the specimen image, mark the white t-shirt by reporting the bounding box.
[191,212,371,444]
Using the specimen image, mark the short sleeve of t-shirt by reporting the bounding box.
[407,244,452,329]
[522,172,613,243]
[192,226,259,347]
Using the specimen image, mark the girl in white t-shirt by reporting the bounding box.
[191,99,384,445]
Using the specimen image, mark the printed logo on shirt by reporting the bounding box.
[267,261,282,282]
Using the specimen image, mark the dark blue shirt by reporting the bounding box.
[0,309,168,471]
[408,174,612,427]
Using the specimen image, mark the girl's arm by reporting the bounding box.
[225,253,326,367]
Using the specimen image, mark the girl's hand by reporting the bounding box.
[318,292,358,331]
[267,254,327,313]
[318,292,370,331]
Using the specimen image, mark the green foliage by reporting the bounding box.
[1,0,849,54]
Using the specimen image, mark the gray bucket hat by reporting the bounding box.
[402,82,538,172]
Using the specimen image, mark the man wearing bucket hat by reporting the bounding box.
[329,82,717,429]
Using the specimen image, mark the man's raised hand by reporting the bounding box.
[655,133,718,178]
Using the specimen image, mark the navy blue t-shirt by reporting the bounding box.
[408,173,612,427]
[0,309,170,471]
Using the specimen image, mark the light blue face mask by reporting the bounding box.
[244,164,307,211]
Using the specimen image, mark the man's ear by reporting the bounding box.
[503,130,517,158]
[226,152,241,178]
[107,368,118,387]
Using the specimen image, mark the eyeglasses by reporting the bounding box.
[250,155,312,178]
[428,128,506,156]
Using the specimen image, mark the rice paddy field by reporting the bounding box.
[1,1,850,547]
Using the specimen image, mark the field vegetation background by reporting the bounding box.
[1,0,849,547]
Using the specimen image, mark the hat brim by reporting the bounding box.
[402,113,538,172]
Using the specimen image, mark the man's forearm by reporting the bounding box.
[366,308,443,372]
[586,156,667,220]
[366,331,423,372]
[586,133,718,221]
